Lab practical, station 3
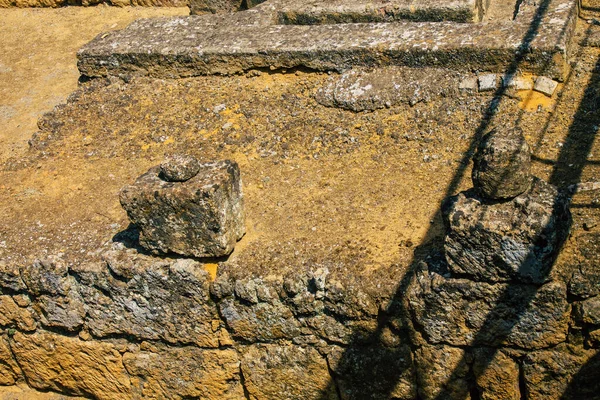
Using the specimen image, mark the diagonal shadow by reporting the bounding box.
[317,0,595,398]
[429,30,600,400]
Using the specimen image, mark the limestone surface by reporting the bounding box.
[409,268,571,349]
[78,0,578,80]
[523,344,600,400]
[472,126,532,199]
[10,331,132,400]
[123,345,244,399]
[442,178,571,284]
[73,255,225,347]
[241,344,337,399]
[120,160,245,258]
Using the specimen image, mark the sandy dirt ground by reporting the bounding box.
[0,6,189,163]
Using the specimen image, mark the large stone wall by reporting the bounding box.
[0,234,598,399]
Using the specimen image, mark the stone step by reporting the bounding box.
[77,0,578,81]
[277,0,482,24]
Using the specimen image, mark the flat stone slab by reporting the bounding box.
[276,0,481,24]
[78,0,578,81]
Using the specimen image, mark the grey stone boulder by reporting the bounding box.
[442,178,571,284]
[120,160,245,258]
[472,126,532,200]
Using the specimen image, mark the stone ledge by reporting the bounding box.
[77,0,578,81]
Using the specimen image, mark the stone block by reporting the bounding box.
[241,344,337,400]
[189,0,244,14]
[78,0,577,81]
[568,232,600,298]
[472,126,532,199]
[442,178,571,284]
[578,296,600,325]
[523,344,600,400]
[10,331,131,400]
[328,344,417,399]
[408,268,571,349]
[473,348,520,400]
[0,295,37,332]
[74,256,223,347]
[123,345,244,399]
[0,335,22,386]
[534,76,559,96]
[478,73,498,92]
[414,344,470,400]
[120,159,245,258]
[0,261,26,292]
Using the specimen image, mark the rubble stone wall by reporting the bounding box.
[0,236,599,399]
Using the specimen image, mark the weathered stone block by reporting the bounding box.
[328,344,417,400]
[74,256,223,347]
[241,344,337,400]
[409,269,571,349]
[21,258,70,296]
[10,331,131,400]
[577,296,600,325]
[415,343,470,400]
[0,335,22,386]
[473,348,520,400]
[523,344,600,400]
[568,232,600,298]
[442,178,571,284]
[0,261,26,292]
[219,297,301,342]
[472,126,532,199]
[123,345,244,399]
[0,295,37,332]
[120,159,245,258]
[189,0,244,15]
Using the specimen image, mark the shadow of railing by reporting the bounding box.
[318,0,600,398]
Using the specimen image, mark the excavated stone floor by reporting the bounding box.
[78,0,578,81]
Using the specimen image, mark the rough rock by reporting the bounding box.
[472,126,532,199]
[0,335,22,386]
[534,76,559,97]
[576,296,600,325]
[478,73,498,92]
[189,0,244,14]
[21,258,70,296]
[159,154,201,182]
[414,344,470,400]
[328,344,417,400]
[568,232,600,298]
[523,344,600,400]
[277,0,481,24]
[123,345,244,399]
[72,255,224,347]
[241,344,337,400]
[10,331,131,400]
[37,292,85,332]
[120,160,245,258]
[78,0,577,81]
[473,348,520,400]
[315,67,461,112]
[0,261,26,291]
[219,297,301,342]
[0,295,37,332]
[409,268,571,349]
[443,178,571,283]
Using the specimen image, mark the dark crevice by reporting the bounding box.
[238,363,252,400]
